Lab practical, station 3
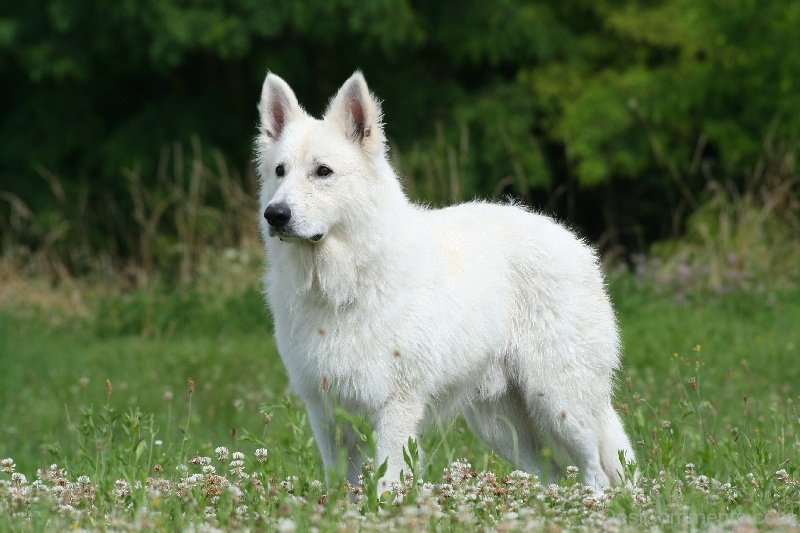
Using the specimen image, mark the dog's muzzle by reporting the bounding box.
[268,226,324,243]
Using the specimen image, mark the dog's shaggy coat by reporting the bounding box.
[256,71,634,490]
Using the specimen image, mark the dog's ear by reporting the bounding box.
[258,73,302,144]
[325,71,386,156]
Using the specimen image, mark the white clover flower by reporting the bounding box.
[566,465,579,479]
[1,458,15,473]
[228,459,246,479]
[509,470,530,481]
[114,479,131,501]
[11,472,27,485]
[232,451,245,461]
[202,465,216,475]
[58,503,76,515]
[254,448,269,462]
[775,469,790,483]
[277,517,297,533]
[215,446,230,461]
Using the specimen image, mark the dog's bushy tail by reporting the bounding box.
[598,408,636,487]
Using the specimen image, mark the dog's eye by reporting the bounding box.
[315,165,333,177]
[275,164,285,177]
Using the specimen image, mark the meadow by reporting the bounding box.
[3,2,800,528]
[1,257,798,530]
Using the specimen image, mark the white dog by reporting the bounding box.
[256,71,635,491]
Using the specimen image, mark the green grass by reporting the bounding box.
[1,278,799,530]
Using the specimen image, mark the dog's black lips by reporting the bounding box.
[269,226,324,243]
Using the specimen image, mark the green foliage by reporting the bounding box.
[2,0,799,259]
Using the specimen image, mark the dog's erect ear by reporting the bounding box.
[325,71,386,155]
[258,73,302,143]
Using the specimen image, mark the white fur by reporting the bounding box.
[256,71,635,490]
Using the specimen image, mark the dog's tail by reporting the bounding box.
[598,408,636,487]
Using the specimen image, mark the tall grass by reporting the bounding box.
[0,137,259,288]
[2,132,799,299]
[636,135,800,296]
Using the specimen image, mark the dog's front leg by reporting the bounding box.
[305,399,341,486]
[373,398,426,492]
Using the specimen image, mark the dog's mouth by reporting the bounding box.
[269,227,324,243]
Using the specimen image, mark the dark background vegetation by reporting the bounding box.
[1,0,799,279]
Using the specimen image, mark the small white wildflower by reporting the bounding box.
[775,469,790,484]
[114,479,131,500]
[58,504,76,515]
[660,420,671,429]
[277,517,297,532]
[509,470,530,481]
[11,472,27,485]
[281,477,295,492]
[215,446,230,461]
[202,465,216,474]
[420,481,435,497]
[1,458,15,473]
[685,463,695,479]
[154,439,163,446]
[232,451,245,461]
[566,465,579,479]
[227,484,243,500]
[254,448,269,462]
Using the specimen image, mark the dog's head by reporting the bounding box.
[256,72,387,244]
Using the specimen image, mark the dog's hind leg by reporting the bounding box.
[462,385,558,481]
[523,384,632,490]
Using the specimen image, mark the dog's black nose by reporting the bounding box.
[264,202,291,227]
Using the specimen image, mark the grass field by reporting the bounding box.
[1,273,799,530]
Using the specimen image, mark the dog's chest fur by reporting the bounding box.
[267,249,512,415]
